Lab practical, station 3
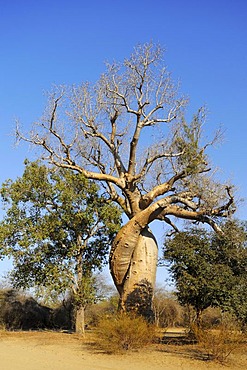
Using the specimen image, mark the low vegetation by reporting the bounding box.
[0,289,73,331]
[0,286,246,365]
[96,313,155,353]
[191,316,245,363]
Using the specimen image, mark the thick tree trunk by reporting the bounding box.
[110,226,158,321]
[75,305,85,335]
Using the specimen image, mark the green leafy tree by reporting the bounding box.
[211,220,247,329]
[16,43,235,319]
[0,161,121,333]
[164,220,247,327]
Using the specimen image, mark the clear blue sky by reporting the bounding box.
[0,0,247,284]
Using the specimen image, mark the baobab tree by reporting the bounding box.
[17,43,235,319]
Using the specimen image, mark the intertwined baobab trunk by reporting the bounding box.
[17,43,236,322]
[110,220,158,320]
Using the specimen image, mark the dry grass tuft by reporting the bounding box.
[96,313,155,354]
[191,319,245,363]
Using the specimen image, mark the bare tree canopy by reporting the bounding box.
[17,43,235,319]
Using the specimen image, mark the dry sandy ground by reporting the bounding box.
[0,331,246,370]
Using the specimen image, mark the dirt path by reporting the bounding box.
[0,331,245,370]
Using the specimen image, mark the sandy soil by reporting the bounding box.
[0,331,246,370]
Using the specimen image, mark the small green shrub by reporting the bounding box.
[96,313,155,353]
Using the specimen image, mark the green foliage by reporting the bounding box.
[211,220,247,329]
[174,108,208,175]
[229,277,247,330]
[164,220,247,325]
[96,313,155,353]
[0,161,122,309]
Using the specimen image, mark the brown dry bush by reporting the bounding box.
[192,316,245,363]
[85,295,118,328]
[0,289,74,331]
[0,289,52,330]
[96,313,155,353]
[153,293,184,328]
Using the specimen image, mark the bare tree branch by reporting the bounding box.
[16,43,235,227]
